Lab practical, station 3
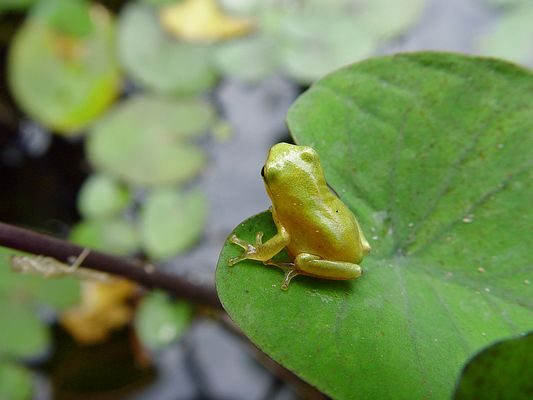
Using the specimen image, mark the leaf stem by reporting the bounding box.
[0,222,222,310]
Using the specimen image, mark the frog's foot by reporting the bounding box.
[263,259,299,291]
[228,233,263,266]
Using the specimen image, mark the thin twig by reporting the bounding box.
[0,222,222,309]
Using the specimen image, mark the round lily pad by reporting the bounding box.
[69,219,140,256]
[8,4,120,134]
[0,300,49,358]
[117,3,218,95]
[217,53,533,400]
[135,290,192,350]
[214,35,278,83]
[87,95,213,186]
[0,363,32,400]
[268,0,426,82]
[140,187,207,260]
[77,174,132,219]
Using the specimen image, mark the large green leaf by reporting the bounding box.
[216,53,533,399]
[454,332,532,399]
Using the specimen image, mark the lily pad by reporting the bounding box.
[0,300,49,359]
[117,3,218,95]
[34,0,93,38]
[140,187,207,260]
[454,332,533,399]
[0,247,81,311]
[0,0,35,13]
[135,290,192,350]
[269,0,427,82]
[8,4,120,134]
[77,174,132,219]
[214,35,278,83]
[87,95,213,186]
[69,219,140,256]
[0,246,79,359]
[0,363,32,400]
[477,3,533,67]
[216,53,533,399]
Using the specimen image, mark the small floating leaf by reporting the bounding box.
[77,174,132,219]
[117,3,217,94]
[87,95,213,186]
[0,300,49,358]
[140,187,207,260]
[135,290,192,350]
[0,363,32,400]
[69,219,140,256]
[214,35,278,83]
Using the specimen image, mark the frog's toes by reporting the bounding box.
[229,234,249,250]
[228,256,241,266]
[280,269,299,291]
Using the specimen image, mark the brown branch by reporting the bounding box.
[0,222,222,310]
[0,222,329,398]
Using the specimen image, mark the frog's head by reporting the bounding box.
[262,142,323,196]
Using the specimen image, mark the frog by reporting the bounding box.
[228,142,371,290]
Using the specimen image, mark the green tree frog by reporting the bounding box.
[228,142,371,290]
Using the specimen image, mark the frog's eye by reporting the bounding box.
[260,165,265,177]
[300,150,316,163]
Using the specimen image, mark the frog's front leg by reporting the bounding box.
[228,227,289,266]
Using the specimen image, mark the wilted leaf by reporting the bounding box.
[61,279,138,344]
[160,0,253,41]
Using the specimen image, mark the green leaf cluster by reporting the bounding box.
[0,246,80,398]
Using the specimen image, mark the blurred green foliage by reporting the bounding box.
[3,0,532,398]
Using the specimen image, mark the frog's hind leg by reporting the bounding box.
[295,253,362,280]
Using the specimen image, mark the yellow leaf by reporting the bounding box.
[60,279,137,344]
[160,0,253,41]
